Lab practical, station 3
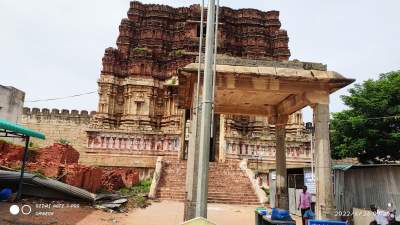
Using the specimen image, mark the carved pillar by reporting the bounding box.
[178,111,186,160]
[274,114,289,209]
[305,91,336,219]
[313,103,335,219]
[218,114,226,162]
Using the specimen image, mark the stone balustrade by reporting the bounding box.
[225,141,310,159]
[87,133,180,152]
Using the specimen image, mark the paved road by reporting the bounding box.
[1,200,300,225]
[113,200,258,225]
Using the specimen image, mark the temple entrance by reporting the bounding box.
[182,113,220,162]
[178,55,354,219]
[210,114,220,162]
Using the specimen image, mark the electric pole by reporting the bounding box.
[196,0,216,218]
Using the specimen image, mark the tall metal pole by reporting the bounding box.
[196,0,216,218]
[210,0,219,140]
[17,136,30,200]
[184,1,205,221]
[195,0,205,123]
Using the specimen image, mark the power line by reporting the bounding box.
[26,91,97,103]
[25,91,400,123]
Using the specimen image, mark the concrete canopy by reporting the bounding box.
[177,56,354,119]
[179,56,355,219]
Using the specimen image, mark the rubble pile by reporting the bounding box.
[0,140,25,162]
[101,168,140,191]
[59,164,103,193]
[27,162,61,177]
[0,141,140,193]
[34,143,80,164]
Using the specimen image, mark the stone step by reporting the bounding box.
[158,187,256,193]
[156,160,258,205]
[158,190,257,196]
[159,185,254,189]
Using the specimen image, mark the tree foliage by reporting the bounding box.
[330,71,400,163]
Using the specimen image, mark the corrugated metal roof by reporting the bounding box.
[332,164,353,171]
[0,170,95,202]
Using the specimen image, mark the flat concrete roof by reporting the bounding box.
[177,56,355,116]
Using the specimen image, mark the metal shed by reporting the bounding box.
[333,164,400,211]
[0,119,45,200]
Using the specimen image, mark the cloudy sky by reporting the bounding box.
[1,0,399,122]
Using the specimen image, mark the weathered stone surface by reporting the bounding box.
[91,1,290,129]
[0,140,24,162]
[61,164,104,193]
[20,108,91,153]
[18,2,310,169]
[34,143,80,164]
[0,85,25,124]
[0,141,140,193]
[26,162,60,178]
[101,168,140,191]
[157,158,260,205]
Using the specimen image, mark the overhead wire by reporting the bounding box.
[25,89,399,123]
[26,91,97,103]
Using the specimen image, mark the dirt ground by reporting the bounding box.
[0,200,301,225]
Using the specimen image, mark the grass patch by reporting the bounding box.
[133,47,151,53]
[118,179,152,209]
[57,138,70,145]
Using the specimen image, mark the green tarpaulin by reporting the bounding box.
[0,119,45,140]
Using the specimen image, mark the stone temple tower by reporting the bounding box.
[83,1,310,167]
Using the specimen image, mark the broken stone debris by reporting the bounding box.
[0,141,140,193]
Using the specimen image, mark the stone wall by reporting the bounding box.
[0,85,25,144]
[0,85,25,123]
[20,107,95,153]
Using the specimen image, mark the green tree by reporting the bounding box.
[330,71,400,163]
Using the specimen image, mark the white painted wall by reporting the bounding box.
[0,85,25,123]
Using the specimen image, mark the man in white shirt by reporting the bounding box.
[370,205,389,225]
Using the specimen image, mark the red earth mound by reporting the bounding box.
[0,141,140,193]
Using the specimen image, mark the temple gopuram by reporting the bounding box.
[82,1,311,169]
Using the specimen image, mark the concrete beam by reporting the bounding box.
[217,75,334,94]
[276,94,308,116]
[214,104,276,117]
[305,91,330,105]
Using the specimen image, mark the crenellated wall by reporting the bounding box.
[21,107,96,154]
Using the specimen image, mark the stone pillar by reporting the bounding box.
[274,114,289,209]
[218,114,226,162]
[313,103,335,219]
[178,112,187,160]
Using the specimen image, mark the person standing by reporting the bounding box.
[298,186,312,225]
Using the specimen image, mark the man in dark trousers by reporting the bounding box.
[298,185,312,225]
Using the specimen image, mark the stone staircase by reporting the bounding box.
[156,159,260,205]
